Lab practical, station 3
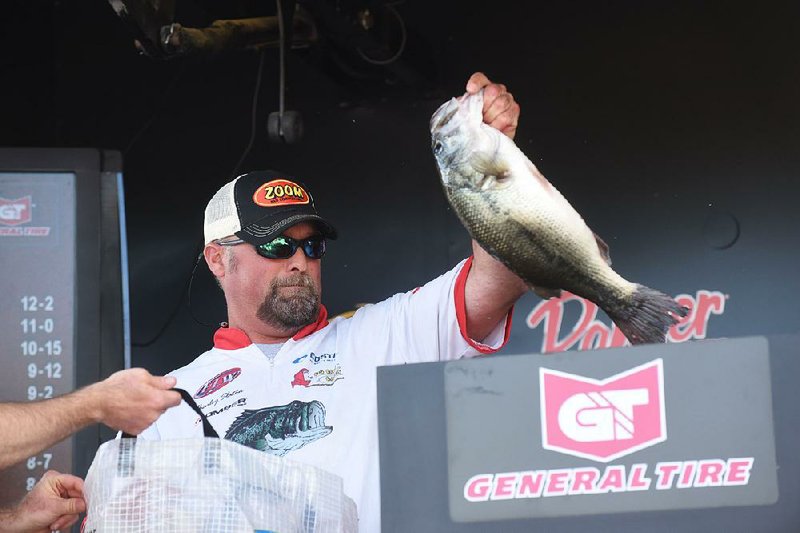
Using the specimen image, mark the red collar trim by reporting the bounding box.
[292,305,329,341]
[212,305,330,349]
[213,327,252,350]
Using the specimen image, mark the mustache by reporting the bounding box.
[272,273,315,289]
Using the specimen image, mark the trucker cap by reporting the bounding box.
[204,170,337,245]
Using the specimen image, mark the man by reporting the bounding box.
[140,72,526,531]
[0,368,180,531]
[0,367,181,470]
[0,470,85,533]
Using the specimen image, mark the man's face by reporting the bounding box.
[223,222,323,332]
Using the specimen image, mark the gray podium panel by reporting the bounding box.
[445,337,776,521]
[377,335,799,533]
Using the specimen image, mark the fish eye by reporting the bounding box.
[433,140,443,155]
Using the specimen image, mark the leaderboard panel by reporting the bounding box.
[0,172,76,505]
[0,149,127,511]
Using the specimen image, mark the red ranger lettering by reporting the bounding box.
[526,290,727,353]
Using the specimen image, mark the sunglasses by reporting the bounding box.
[217,235,326,260]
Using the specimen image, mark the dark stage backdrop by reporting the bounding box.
[2,1,798,371]
[2,2,799,531]
[104,2,798,373]
[2,0,798,444]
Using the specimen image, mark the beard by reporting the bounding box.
[256,272,320,331]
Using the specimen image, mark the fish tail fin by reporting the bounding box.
[606,285,689,345]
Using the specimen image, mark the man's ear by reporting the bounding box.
[204,243,226,279]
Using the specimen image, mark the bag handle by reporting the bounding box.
[121,388,220,439]
[116,388,222,478]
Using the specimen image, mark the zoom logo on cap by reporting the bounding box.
[253,179,310,207]
[540,359,666,462]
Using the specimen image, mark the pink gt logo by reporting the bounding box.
[0,196,31,226]
[195,367,242,398]
[540,359,666,462]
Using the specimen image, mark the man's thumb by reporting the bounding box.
[56,496,87,516]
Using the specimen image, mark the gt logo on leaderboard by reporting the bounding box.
[464,359,754,502]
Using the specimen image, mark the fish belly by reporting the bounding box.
[448,178,629,306]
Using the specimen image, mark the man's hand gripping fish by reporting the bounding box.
[430,90,688,344]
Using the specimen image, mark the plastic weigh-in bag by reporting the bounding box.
[82,390,358,533]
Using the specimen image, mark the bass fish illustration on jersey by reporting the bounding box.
[224,399,333,456]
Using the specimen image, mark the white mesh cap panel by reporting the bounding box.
[204,177,242,244]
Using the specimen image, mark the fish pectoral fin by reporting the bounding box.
[477,169,515,191]
[477,174,496,191]
[592,231,613,266]
[471,150,510,181]
[532,285,563,300]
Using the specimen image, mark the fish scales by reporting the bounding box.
[449,167,626,306]
[430,90,688,344]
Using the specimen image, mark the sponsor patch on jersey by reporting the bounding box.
[291,364,343,387]
[292,351,337,365]
[252,179,310,207]
[195,397,248,425]
[197,389,243,411]
[195,367,242,398]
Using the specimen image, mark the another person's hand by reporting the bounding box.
[84,368,182,435]
[5,470,85,532]
[466,72,520,140]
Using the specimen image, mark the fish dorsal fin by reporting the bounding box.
[593,231,612,266]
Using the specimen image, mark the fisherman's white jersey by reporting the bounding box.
[139,257,513,532]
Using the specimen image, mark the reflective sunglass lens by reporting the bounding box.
[259,237,295,259]
[306,239,326,259]
[256,236,326,259]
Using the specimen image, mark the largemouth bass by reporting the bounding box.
[430,90,687,344]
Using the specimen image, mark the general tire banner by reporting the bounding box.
[444,337,777,522]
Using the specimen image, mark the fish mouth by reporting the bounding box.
[430,97,459,133]
[291,401,333,440]
[429,90,483,135]
[298,400,330,432]
[295,420,332,439]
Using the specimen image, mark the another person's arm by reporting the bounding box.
[0,470,85,533]
[0,368,180,470]
[461,72,530,342]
